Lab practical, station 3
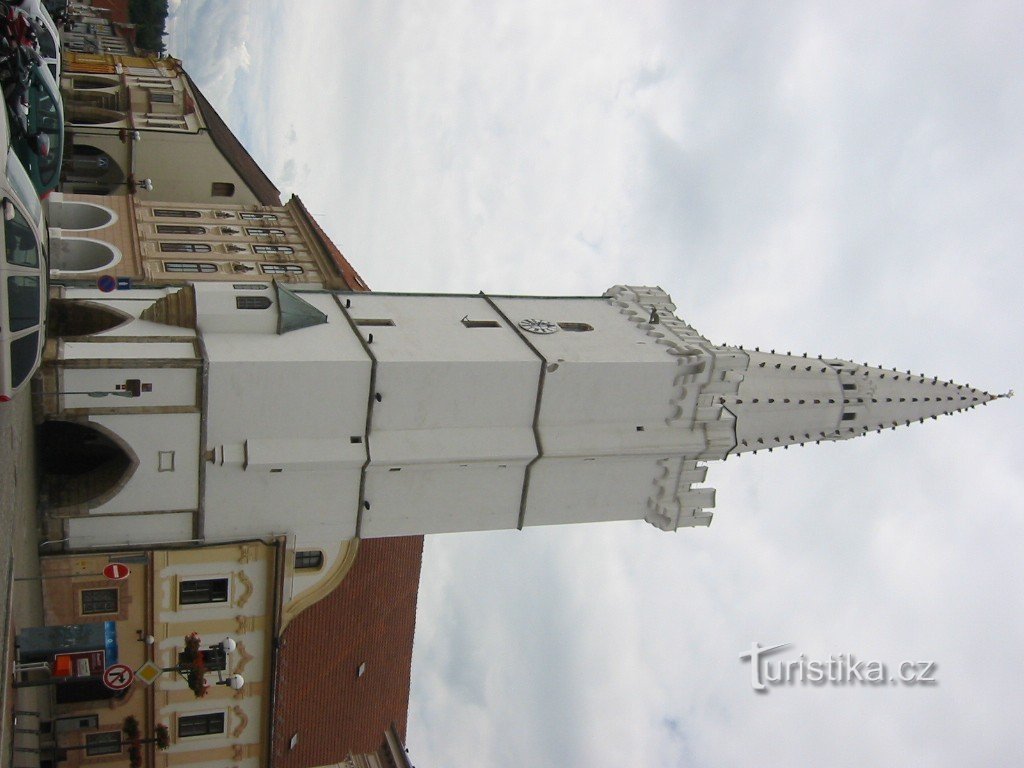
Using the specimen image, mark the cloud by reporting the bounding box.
[174,2,1024,766]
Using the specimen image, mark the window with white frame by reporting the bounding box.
[179,578,229,605]
[260,264,303,275]
[246,227,286,236]
[178,712,225,738]
[160,243,212,253]
[163,262,218,273]
[253,245,294,255]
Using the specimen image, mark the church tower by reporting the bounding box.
[39,282,1007,556]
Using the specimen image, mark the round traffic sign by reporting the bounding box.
[102,663,134,691]
[103,562,130,581]
[97,274,117,292]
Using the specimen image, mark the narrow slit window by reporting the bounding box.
[462,319,500,328]
[557,322,594,332]
[842,383,856,391]
[354,318,395,327]
[842,412,857,421]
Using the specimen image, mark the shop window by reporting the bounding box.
[156,225,206,235]
[86,732,122,755]
[236,296,272,310]
[160,243,211,253]
[179,578,229,605]
[164,262,217,273]
[81,588,118,615]
[178,712,225,738]
[211,182,235,198]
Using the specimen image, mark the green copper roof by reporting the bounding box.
[275,281,328,335]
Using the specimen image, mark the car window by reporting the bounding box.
[4,206,39,267]
[37,26,57,58]
[7,276,41,332]
[10,331,40,387]
[30,78,62,187]
[7,150,43,224]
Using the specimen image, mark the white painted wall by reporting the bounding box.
[90,412,200,514]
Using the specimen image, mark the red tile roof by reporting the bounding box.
[287,195,370,291]
[271,536,424,767]
[87,0,130,25]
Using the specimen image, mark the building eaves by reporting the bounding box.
[182,71,282,206]
[287,195,369,291]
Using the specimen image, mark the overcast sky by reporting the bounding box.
[168,2,1022,765]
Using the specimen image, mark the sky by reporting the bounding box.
[167,2,1023,766]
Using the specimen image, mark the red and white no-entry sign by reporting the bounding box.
[102,663,135,691]
[102,562,130,581]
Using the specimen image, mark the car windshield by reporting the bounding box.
[4,206,39,268]
[29,76,62,188]
[7,276,40,332]
[6,151,43,224]
[10,331,40,387]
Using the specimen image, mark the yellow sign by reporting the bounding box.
[135,661,162,685]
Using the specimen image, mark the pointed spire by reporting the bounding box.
[717,349,1004,456]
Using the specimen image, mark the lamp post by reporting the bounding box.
[164,633,245,697]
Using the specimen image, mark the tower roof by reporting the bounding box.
[720,350,1010,454]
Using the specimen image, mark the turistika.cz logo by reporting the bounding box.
[739,642,937,692]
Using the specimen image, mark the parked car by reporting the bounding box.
[0,107,48,401]
[6,0,61,79]
[9,54,62,196]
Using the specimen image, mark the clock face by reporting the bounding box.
[518,318,559,334]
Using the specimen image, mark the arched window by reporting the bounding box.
[163,262,217,273]
[160,243,211,253]
[48,300,131,337]
[38,421,138,510]
[47,200,116,231]
[50,238,122,274]
[156,225,206,235]
[236,296,272,310]
[63,145,125,185]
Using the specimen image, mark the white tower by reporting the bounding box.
[41,282,1008,555]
